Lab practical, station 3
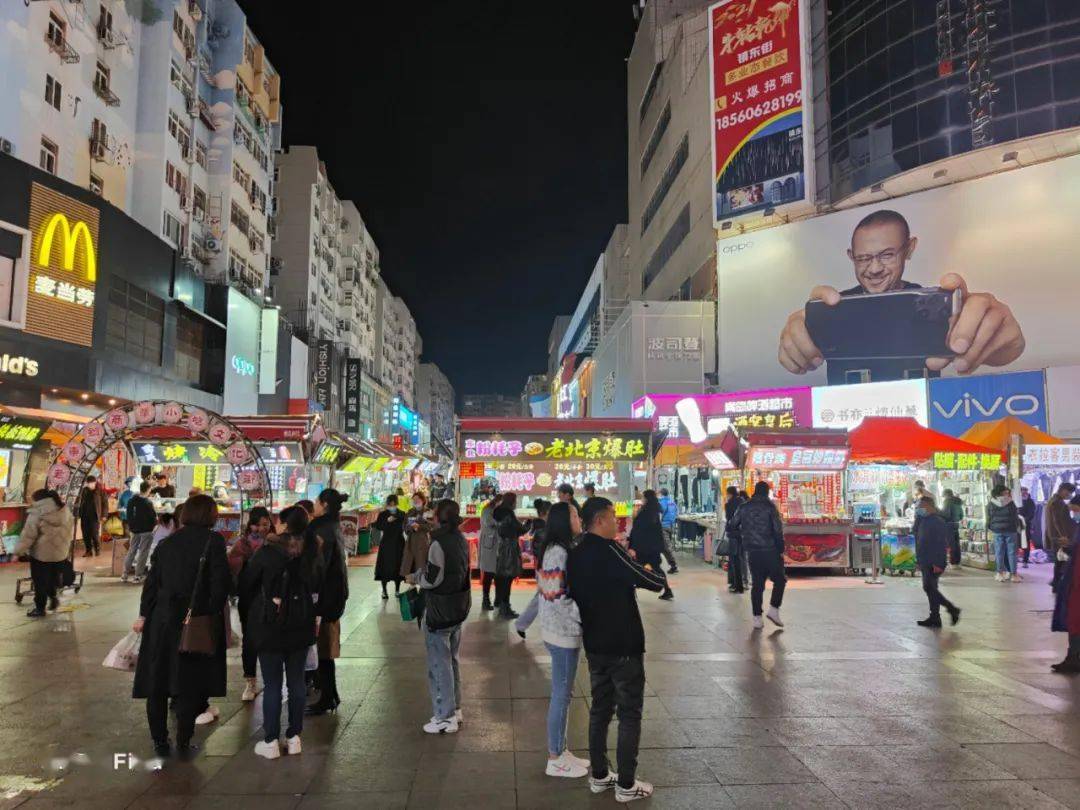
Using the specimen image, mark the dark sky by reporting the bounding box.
[239,1,637,397]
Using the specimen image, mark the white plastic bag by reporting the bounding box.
[103,631,141,671]
[304,644,318,672]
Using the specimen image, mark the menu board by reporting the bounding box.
[483,459,623,501]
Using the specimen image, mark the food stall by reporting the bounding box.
[845,417,1002,572]
[743,430,853,569]
[455,418,657,571]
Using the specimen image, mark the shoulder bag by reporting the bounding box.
[179,538,217,656]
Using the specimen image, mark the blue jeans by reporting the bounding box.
[424,623,462,721]
[994,532,1018,575]
[259,648,308,742]
[124,532,153,577]
[545,642,580,755]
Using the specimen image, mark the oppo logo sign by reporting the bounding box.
[721,241,753,254]
[231,355,256,377]
[932,392,1040,420]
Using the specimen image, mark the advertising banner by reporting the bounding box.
[460,432,650,463]
[1046,365,1080,439]
[709,0,810,222]
[928,370,1047,437]
[223,288,261,416]
[313,339,333,411]
[632,387,812,445]
[718,154,1080,392]
[343,358,362,434]
[811,379,928,431]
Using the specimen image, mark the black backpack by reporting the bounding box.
[261,556,315,633]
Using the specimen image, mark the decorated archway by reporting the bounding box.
[46,401,272,514]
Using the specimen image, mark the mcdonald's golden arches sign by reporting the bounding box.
[27,183,99,346]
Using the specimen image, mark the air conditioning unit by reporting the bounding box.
[0,138,13,154]
[205,236,221,252]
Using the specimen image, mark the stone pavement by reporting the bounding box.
[1,550,1079,809]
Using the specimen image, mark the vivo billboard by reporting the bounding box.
[928,370,1047,437]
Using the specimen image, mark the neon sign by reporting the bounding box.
[38,213,97,281]
[231,355,256,377]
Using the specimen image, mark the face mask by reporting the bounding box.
[915,507,928,517]
[998,496,1011,506]
[388,506,398,514]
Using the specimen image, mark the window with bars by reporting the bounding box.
[106,280,164,365]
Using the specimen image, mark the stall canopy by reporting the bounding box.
[849,417,1001,464]
[959,415,1062,450]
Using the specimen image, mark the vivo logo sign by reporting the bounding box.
[928,371,1047,437]
[231,355,256,377]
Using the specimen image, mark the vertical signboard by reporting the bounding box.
[223,288,261,415]
[709,0,811,222]
[27,183,99,346]
[313,339,333,411]
[258,308,278,396]
[343,358,362,434]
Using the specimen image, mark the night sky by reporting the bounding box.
[239,1,638,397]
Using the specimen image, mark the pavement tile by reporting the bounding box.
[1028,779,1080,809]
[965,742,1080,779]
[723,781,845,808]
[700,745,819,785]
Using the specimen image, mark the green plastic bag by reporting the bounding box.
[399,588,424,622]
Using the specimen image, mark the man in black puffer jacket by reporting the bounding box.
[729,481,786,628]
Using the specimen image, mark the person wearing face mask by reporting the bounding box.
[77,475,108,557]
[306,490,347,716]
[914,496,961,628]
[374,494,406,600]
[987,485,1022,583]
[400,491,434,580]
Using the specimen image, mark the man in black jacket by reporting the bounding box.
[567,497,666,803]
[122,481,157,582]
[723,486,748,594]
[730,481,787,628]
[914,496,961,628]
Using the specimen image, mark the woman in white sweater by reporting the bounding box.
[537,501,590,778]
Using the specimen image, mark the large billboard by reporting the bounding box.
[223,288,261,415]
[718,154,1080,392]
[632,387,812,445]
[709,0,811,223]
[928,370,1047,438]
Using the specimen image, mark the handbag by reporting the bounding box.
[399,587,425,622]
[179,539,217,656]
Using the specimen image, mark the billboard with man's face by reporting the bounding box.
[718,153,1080,391]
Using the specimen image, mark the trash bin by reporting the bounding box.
[356,528,371,555]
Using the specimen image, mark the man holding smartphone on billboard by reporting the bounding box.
[778,210,1025,382]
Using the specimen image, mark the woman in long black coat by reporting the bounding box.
[132,495,229,757]
[493,493,527,619]
[306,489,349,715]
[373,493,406,598]
[630,489,674,601]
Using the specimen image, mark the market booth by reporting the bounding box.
[846,417,1002,572]
[455,418,657,571]
[743,430,853,568]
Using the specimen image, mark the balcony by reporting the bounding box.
[46,32,80,63]
[93,78,120,107]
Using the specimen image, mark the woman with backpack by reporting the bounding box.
[306,489,350,716]
[408,499,472,734]
[240,507,322,759]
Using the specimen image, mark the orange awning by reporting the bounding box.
[959,416,1061,451]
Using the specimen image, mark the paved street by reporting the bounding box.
[1,552,1079,809]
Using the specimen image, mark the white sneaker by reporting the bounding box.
[545,751,588,778]
[994,572,1005,582]
[589,771,619,793]
[285,735,301,755]
[195,706,220,726]
[615,779,655,803]
[422,717,459,735]
[241,680,260,702]
[454,708,464,725]
[752,615,764,629]
[254,740,280,760]
[120,573,129,583]
[767,607,784,627]
[1010,573,1023,583]
[565,750,591,770]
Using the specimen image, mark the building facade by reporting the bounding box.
[416,362,455,446]
[459,394,520,419]
[373,277,420,409]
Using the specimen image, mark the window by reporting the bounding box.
[165,162,188,197]
[641,134,689,234]
[642,204,690,291]
[97,8,113,41]
[243,35,255,66]
[39,137,58,174]
[168,111,191,155]
[640,103,671,177]
[229,201,250,234]
[174,310,204,385]
[195,140,207,169]
[91,118,108,158]
[162,211,182,244]
[172,10,194,55]
[89,173,103,196]
[192,185,206,217]
[106,280,164,365]
[638,61,664,123]
[44,74,62,111]
[46,12,65,48]
[94,61,111,94]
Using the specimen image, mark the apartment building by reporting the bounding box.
[0,0,281,301]
[416,362,456,446]
[460,394,520,419]
[373,277,420,409]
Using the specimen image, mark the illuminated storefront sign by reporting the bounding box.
[478,459,621,499]
[27,183,99,346]
[311,442,345,466]
[458,461,486,478]
[932,451,1001,471]
[812,379,928,430]
[747,445,849,471]
[1023,444,1080,468]
[231,355,256,377]
[0,415,48,449]
[0,354,39,377]
[461,433,649,462]
[633,387,811,445]
[133,441,301,465]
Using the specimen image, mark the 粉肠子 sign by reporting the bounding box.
[709,0,808,222]
[27,182,99,346]
[460,433,649,463]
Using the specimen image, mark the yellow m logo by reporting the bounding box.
[37,213,97,282]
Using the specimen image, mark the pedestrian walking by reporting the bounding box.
[629,490,674,601]
[1051,532,1079,673]
[536,501,589,777]
[914,495,961,628]
[15,489,72,617]
[122,482,157,583]
[515,499,551,639]
[729,481,787,628]
[723,486,748,593]
[1046,483,1077,593]
[567,497,666,802]
[479,493,503,610]
[400,492,433,580]
[241,507,322,759]
[1019,487,1037,568]
[229,506,271,702]
[942,489,964,569]
[657,487,680,574]
[494,492,527,619]
[374,493,406,600]
[307,489,349,716]
[132,495,229,759]
[76,475,107,557]
[409,499,472,734]
[988,485,1022,582]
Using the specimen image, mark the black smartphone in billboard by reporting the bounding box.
[804,287,961,360]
